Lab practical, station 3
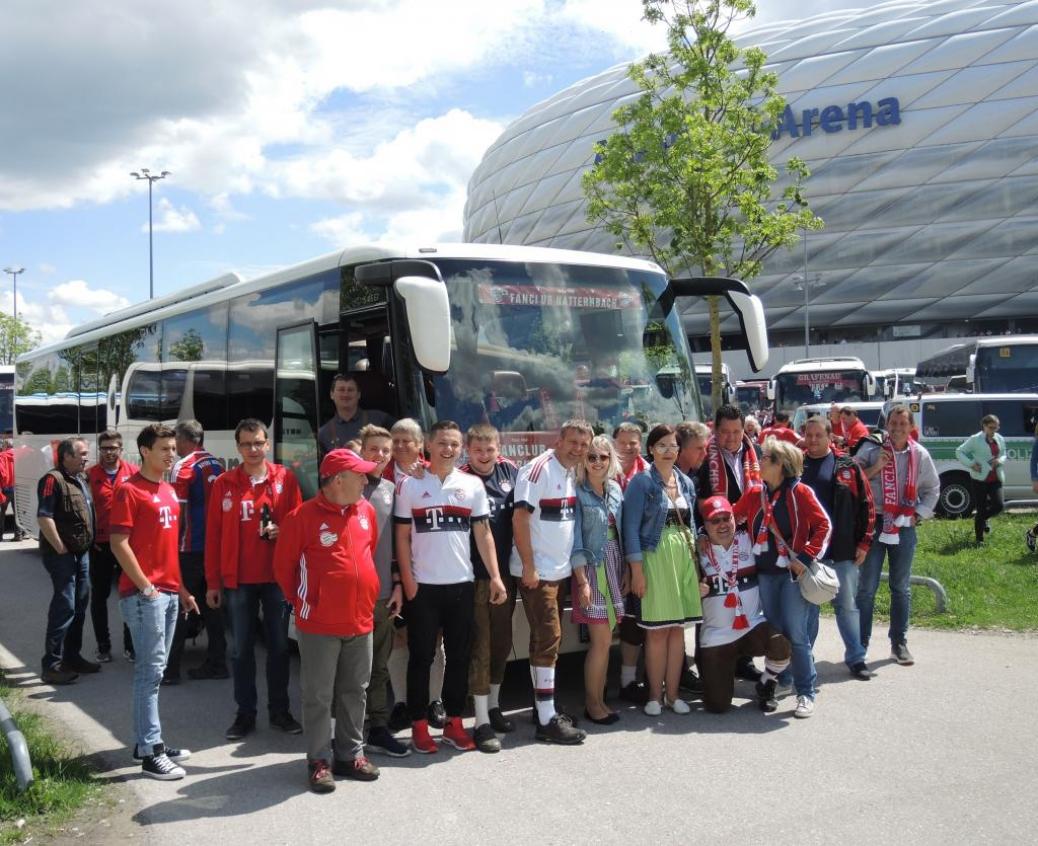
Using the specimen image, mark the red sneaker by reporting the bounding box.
[411,719,438,754]
[441,717,476,752]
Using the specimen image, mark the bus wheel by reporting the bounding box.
[938,473,973,518]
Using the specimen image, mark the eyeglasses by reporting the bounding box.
[99,445,122,452]
[238,441,268,450]
[653,444,679,452]
[587,454,609,463]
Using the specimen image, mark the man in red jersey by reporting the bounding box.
[840,407,871,452]
[758,411,801,446]
[275,448,382,794]
[205,418,303,741]
[111,423,199,781]
[86,429,138,663]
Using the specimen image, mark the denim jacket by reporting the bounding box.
[570,479,624,569]
[622,464,696,563]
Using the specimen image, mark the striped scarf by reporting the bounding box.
[706,434,761,499]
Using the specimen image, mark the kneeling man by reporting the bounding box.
[696,496,791,714]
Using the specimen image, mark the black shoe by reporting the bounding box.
[41,666,78,685]
[388,702,410,733]
[735,656,762,683]
[583,709,620,726]
[755,679,779,713]
[332,756,380,781]
[133,743,192,763]
[270,711,303,734]
[365,726,411,758]
[849,661,874,680]
[427,699,447,729]
[488,707,515,734]
[535,714,586,745]
[618,681,649,705]
[473,723,501,753]
[891,643,915,666]
[63,655,101,674]
[141,753,185,780]
[225,713,256,741]
[679,665,703,694]
[187,663,229,680]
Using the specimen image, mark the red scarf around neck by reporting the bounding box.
[879,439,919,545]
[707,433,761,498]
[752,484,791,568]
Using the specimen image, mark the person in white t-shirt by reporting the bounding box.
[695,495,791,715]
[511,419,592,746]
[395,421,506,755]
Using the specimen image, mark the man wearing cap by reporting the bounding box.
[275,449,382,793]
[695,495,791,714]
[395,420,507,755]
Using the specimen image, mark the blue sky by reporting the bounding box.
[0,0,860,345]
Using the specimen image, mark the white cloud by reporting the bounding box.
[2,292,71,345]
[38,263,56,274]
[558,0,667,55]
[147,198,201,234]
[48,279,131,314]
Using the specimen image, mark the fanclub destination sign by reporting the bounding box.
[478,283,640,310]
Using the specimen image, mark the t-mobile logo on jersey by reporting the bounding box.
[158,505,176,529]
[241,501,255,522]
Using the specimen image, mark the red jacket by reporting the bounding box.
[759,426,800,446]
[274,493,379,637]
[844,419,870,450]
[87,459,140,543]
[733,481,832,563]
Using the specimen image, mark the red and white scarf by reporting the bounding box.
[707,433,761,498]
[752,484,791,568]
[879,439,920,545]
[703,541,749,630]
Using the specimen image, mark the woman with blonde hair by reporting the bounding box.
[571,435,626,724]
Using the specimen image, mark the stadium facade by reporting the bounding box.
[463,0,1038,380]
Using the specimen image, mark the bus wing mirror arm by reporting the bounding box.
[669,276,769,374]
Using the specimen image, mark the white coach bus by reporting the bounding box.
[14,242,768,543]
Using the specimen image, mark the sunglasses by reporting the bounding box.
[587,454,609,463]
[706,515,732,524]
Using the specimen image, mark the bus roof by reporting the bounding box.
[20,243,665,362]
[774,356,867,374]
[972,335,1038,349]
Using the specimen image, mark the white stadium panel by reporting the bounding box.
[463,0,1038,337]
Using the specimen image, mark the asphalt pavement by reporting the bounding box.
[1,540,1036,845]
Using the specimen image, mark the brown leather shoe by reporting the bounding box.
[334,756,380,781]
[308,759,336,793]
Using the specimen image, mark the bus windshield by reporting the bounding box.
[427,259,698,460]
[773,370,868,413]
[974,344,1038,393]
[735,385,765,414]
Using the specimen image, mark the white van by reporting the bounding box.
[881,394,1038,517]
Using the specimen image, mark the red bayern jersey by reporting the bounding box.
[110,473,181,596]
[87,459,140,543]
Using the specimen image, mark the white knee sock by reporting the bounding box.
[474,694,490,728]
[531,665,556,723]
[430,641,445,701]
[488,683,502,711]
[388,646,408,702]
[621,665,637,687]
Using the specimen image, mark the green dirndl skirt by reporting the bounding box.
[638,524,702,629]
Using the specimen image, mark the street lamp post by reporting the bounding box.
[130,168,170,299]
[791,273,825,358]
[2,266,23,322]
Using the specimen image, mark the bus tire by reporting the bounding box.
[938,472,973,518]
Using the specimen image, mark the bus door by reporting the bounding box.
[274,321,321,499]
[338,306,399,420]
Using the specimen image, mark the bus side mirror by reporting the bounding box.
[395,276,451,374]
[766,380,775,401]
[966,353,976,385]
[865,373,876,397]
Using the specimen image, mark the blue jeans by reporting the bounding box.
[857,526,916,650]
[120,591,178,756]
[807,559,866,667]
[758,571,816,699]
[225,583,291,718]
[41,551,90,671]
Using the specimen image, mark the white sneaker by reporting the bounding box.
[794,695,815,719]
[643,699,663,716]
[666,698,690,714]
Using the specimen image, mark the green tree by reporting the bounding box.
[583,0,823,411]
[0,313,42,365]
[169,328,205,362]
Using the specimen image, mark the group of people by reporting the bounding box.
[32,369,943,794]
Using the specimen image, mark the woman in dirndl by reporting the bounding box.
[622,424,701,716]
[570,435,626,725]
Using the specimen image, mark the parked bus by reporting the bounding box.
[873,367,917,400]
[694,362,735,419]
[14,243,769,536]
[0,365,13,434]
[767,356,875,415]
[734,379,770,422]
[965,335,1038,394]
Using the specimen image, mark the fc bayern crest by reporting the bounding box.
[222,494,233,512]
[501,481,512,492]
[359,516,369,531]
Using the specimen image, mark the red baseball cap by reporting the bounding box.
[320,448,378,478]
[699,495,733,520]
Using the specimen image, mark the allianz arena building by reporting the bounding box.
[463,0,1038,379]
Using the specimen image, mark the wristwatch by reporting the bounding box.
[141,584,158,597]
